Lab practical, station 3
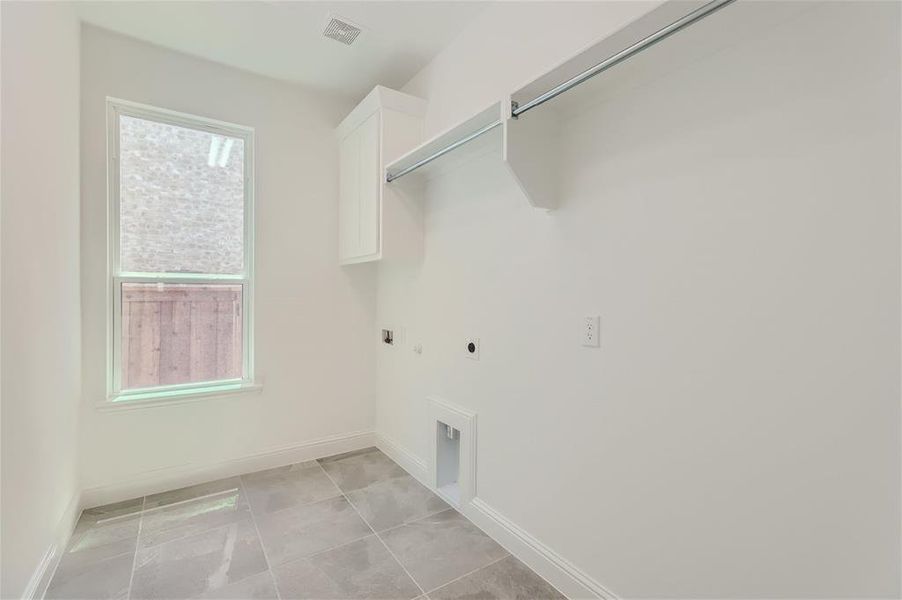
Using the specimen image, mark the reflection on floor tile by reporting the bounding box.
[429,555,565,600]
[272,536,421,600]
[256,495,371,566]
[46,502,141,600]
[380,509,509,592]
[45,551,134,600]
[144,477,242,510]
[194,570,279,599]
[346,474,448,532]
[140,485,250,548]
[46,448,552,600]
[80,497,144,524]
[131,519,268,599]
[318,447,407,492]
[67,513,140,564]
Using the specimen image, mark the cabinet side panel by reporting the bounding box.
[358,112,382,258]
[381,109,425,262]
[338,127,360,262]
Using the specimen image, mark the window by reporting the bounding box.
[107,99,255,404]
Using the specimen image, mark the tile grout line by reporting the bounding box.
[90,487,241,527]
[354,456,523,597]
[352,458,520,598]
[125,495,146,600]
[86,450,529,600]
[315,461,427,598]
[369,506,455,539]
[299,530,380,561]
[370,509,428,598]
[115,488,241,521]
[423,553,510,597]
[285,503,455,565]
[238,475,283,600]
[244,466,374,565]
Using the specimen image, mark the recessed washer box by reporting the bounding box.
[428,397,476,508]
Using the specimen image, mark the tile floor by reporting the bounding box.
[45,447,565,600]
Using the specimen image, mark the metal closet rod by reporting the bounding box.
[385,0,734,183]
[386,119,501,183]
[511,0,736,117]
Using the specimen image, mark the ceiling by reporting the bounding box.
[75,1,489,102]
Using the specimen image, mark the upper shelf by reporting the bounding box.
[385,103,503,184]
[383,0,779,211]
[510,0,807,120]
[509,0,730,118]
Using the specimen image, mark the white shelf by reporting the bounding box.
[381,0,770,213]
[385,102,503,185]
[509,0,800,120]
[503,0,800,211]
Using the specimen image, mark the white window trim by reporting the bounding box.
[103,98,257,408]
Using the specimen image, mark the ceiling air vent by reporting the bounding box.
[323,16,362,46]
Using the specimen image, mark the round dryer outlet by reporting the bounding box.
[465,337,479,360]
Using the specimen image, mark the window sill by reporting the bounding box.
[99,382,263,412]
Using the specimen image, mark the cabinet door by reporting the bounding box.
[338,125,360,262]
[357,111,381,258]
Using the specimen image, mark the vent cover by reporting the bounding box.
[323,16,362,46]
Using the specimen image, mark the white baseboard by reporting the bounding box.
[75,429,614,600]
[81,430,376,508]
[22,491,81,600]
[374,431,615,600]
[375,433,428,483]
[465,498,617,600]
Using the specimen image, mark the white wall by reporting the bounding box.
[1,2,83,597]
[403,1,660,137]
[79,26,376,498]
[377,2,901,598]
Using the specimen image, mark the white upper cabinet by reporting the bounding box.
[337,86,426,265]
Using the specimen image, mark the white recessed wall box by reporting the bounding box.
[428,397,477,508]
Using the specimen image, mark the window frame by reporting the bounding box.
[105,98,256,406]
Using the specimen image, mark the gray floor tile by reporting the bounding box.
[144,477,242,510]
[346,474,448,532]
[140,484,251,548]
[255,495,372,566]
[66,512,140,564]
[45,551,134,600]
[272,536,421,600]
[80,497,144,524]
[380,509,508,592]
[241,460,319,481]
[241,462,340,515]
[318,448,407,493]
[194,570,279,599]
[429,555,565,600]
[317,448,375,463]
[47,450,555,600]
[131,518,268,600]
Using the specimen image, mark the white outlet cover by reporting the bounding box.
[583,316,600,347]
[465,337,480,360]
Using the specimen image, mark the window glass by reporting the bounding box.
[118,116,245,274]
[120,283,243,390]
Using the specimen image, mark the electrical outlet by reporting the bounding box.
[465,337,480,360]
[583,316,600,347]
